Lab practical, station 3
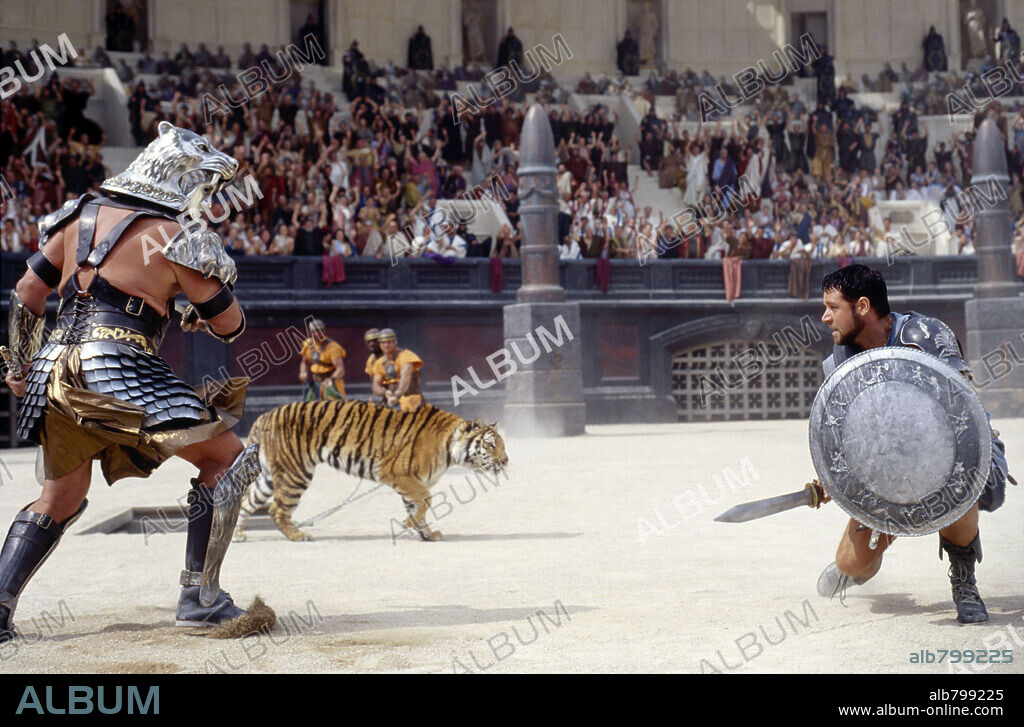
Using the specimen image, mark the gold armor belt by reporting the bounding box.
[88,325,156,353]
[47,323,156,354]
[53,324,158,353]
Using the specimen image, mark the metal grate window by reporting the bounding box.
[671,340,823,421]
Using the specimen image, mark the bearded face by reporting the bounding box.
[822,289,865,347]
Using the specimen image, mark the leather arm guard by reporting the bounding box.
[7,291,46,369]
[26,251,62,289]
[180,300,245,343]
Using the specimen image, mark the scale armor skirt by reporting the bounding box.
[17,339,248,484]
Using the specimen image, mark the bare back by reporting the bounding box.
[41,206,227,316]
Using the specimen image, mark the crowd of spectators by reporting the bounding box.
[2,35,1024,277]
[614,86,1024,265]
[1,68,107,252]
[1,38,526,258]
[4,36,633,264]
[629,61,1024,121]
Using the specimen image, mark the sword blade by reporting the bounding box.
[714,487,814,523]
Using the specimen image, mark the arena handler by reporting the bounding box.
[363,327,382,402]
[0,122,270,639]
[299,318,346,400]
[815,265,1009,624]
[371,328,424,411]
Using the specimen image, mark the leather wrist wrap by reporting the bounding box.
[194,284,235,320]
[27,251,62,288]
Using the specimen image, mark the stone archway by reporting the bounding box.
[649,313,833,422]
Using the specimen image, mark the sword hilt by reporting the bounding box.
[805,479,828,509]
[0,346,24,382]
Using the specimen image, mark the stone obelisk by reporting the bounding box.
[502,104,585,436]
[964,117,1024,416]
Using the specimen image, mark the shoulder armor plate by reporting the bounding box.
[161,223,238,288]
[823,343,857,377]
[38,194,94,241]
[897,314,970,373]
[822,352,837,377]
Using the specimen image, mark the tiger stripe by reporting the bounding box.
[234,400,508,542]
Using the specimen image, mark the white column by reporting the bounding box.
[776,0,787,50]
[947,0,962,71]
[327,0,340,66]
[829,0,839,70]
[90,0,104,50]
[147,0,158,53]
[150,0,165,54]
[497,0,509,43]
[333,0,347,66]
[449,0,462,68]
[615,0,627,69]
[658,0,667,68]
[279,0,291,47]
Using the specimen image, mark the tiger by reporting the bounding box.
[234,400,509,542]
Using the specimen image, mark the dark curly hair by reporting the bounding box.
[821,264,891,316]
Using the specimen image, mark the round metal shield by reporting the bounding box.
[809,347,991,536]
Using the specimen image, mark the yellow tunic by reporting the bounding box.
[371,348,424,412]
[301,337,346,397]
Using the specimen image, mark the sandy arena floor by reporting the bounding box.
[1,418,1021,674]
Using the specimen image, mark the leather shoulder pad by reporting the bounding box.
[823,343,856,377]
[161,221,238,288]
[38,194,94,241]
[822,353,837,377]
[898,314,971,373]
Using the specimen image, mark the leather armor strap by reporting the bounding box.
[74,197,171,269]
[193,284,235,320]
[86,210,147,268]
[26,251,61,289]
[179,570,203,587]
[59,275,168,333]
[12,510,63,539]
[38,193,95,242]
[74,202,101,266]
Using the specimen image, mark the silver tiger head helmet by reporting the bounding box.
[100,121,239,218]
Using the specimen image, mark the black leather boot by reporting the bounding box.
[0,500,88,643]
[940,532,988,625]
[175,480,245,627]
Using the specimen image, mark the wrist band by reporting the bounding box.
[27,251,61,288]
[194,284,235,320]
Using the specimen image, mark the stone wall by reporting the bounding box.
[2,254,1001,445]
